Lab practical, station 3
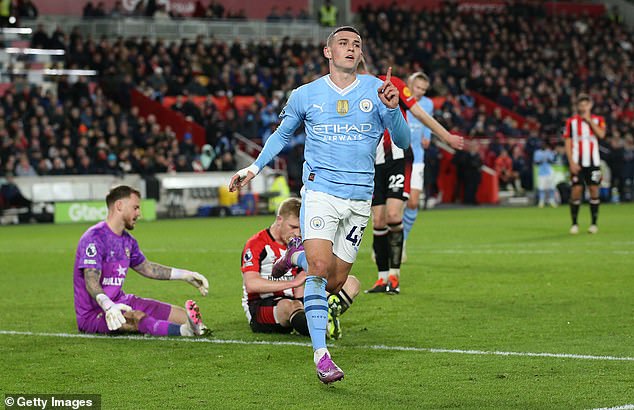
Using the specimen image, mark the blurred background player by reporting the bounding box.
[563,94,606,234]
[241,198,360,340]
[73,185,210,337]
[533,139,558,208]
[368,75,410,295]
[229,26,410,384]
[366,71,464,294]
[402,72,433,263]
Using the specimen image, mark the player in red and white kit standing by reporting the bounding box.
[563,93,606,234]
[367,74,463,294]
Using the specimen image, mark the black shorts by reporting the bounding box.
[248,296,296,334]
[571,166,602,187]
[373,158,406,206]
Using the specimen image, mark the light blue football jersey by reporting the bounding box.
[254,74,410,200]
[406,96,433,164]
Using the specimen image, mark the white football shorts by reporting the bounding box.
[410,162,425,191]
[537,174,554,191]
[300,189,371,264]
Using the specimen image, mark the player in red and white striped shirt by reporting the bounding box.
[563,93,606,234]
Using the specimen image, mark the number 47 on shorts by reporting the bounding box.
[346,226,366,247]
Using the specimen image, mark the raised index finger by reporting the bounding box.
[380,66,392,93]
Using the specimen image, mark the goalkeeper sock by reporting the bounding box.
[304,275,328,353]
[289,309,309,336]
[137,315,181,336]
[403,207,418,240]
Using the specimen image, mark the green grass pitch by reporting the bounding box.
[1,204,633,409]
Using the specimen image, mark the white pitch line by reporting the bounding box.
[1,330,634,362]
[592,405,634,410]
[5,248,633,256]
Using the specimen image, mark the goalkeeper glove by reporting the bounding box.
[170,268,209,296]
[96,293,132,331]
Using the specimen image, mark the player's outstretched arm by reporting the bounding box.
[229,92,303,192]
[409,103,464,150]
[85,268,131,331]
[133,260,209,296]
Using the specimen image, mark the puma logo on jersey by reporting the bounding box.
[312,103,325,112]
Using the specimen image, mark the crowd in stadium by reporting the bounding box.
[1,0,633,203]
[359,2,633,191]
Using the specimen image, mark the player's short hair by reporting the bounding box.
[408,71,429,85]
[326,26,361,46]
[576,93,592,104]
[106,185,141,208]
[277,197,301,219]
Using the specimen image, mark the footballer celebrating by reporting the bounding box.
[230,26,411,383]
[73,185,210,337]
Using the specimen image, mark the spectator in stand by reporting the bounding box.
[30,24,49,48]
[496,87,515,110]
[105,153,123,176]
[453,140,482,205]
[179,133,197,161]
[319,0,337,27]
[240,103,261,141]
[82,1,95,18]
[207,1,224,19]
[145,0,158,17]
[266,6,281,22]
[217,151,236,171]
[297,9,310,21]
[199,144,216,171]
[50,157,67,175]
[511,144,530,193]
[93,2,107,17]
[0,173,31,213]
[14,154,37,177]
[192,0,206,18]
[281,7,294,21]
[174,154,194,172]
[495,148,515,192]
[109,1,124,17]
[16,0,37,19]
[153,4,170,20]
